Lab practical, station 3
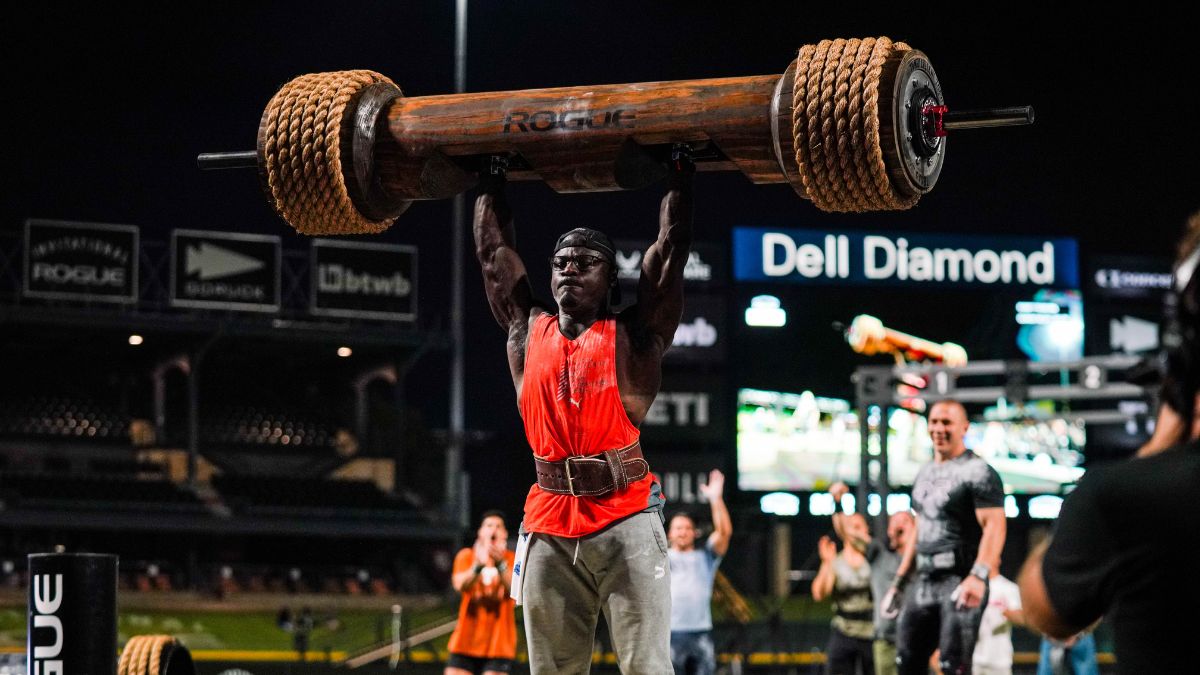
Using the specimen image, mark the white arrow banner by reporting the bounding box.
[186,242,265,280]
[171,229,280,312]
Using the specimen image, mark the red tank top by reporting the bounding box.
[519,313,657,537]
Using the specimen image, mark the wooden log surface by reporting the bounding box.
[379,72,807,197]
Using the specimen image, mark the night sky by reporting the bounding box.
[6,3,1199,520]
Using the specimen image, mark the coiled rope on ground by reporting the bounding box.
[119,635,192,675]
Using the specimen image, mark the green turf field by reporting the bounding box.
[0,595,835,653]
[0,596,1107,670]
[0,605,455,653]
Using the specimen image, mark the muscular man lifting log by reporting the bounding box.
[472,147,694,673]
[193,39,1035,671]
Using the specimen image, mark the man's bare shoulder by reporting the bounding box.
[508,306,548,342]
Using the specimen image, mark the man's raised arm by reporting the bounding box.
[829,481,870,553]
[633,147,695,345]
[473,165,537,333]
[701,469,732,557]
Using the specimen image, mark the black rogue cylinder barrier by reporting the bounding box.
[28,552,119,675]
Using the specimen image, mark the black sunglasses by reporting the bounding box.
[549,254,607,272]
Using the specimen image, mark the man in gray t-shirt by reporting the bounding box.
[667,469,733,675]
[884,400,1006,675]
[831,481,915,675]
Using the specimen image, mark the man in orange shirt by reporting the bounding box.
[446,510,517,675]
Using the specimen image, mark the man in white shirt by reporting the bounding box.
[973,571,1026,675]
[667,469,733,675]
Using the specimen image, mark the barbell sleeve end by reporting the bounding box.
[940,105,1035,131]
[197,151,259,170]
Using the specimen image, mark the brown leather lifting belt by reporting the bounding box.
[534,441,649,497]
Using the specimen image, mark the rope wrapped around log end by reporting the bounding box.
[792,37,921,213]
[258,70,400,235]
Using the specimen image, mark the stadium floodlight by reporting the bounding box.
[1028,495,1063,519]
[886,493,912,515]
[745,295,787,327]
[760,492,801,516]
[1047,316,1084,349]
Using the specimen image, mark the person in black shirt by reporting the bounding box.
[1019,210,1200,673]
[1019,437,1200,673]
[881,399,1007,675]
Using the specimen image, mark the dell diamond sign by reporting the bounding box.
[733,228,1078,289]
[312,240,417,321]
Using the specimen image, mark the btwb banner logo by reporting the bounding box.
[665,295,726,362]
[311,240,417,321]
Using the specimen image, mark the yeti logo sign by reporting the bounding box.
[311,240,417,321]
[644,393,710,427]
[639,375,726,443]
[30,574,64,675]
[502,109,635,133]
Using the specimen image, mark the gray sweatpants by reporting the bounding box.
[522,511,672,675]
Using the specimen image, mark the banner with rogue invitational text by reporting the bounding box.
[24,219,138,303]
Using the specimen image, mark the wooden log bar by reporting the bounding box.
[211,38,1032,234]
[376,71,804,199]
